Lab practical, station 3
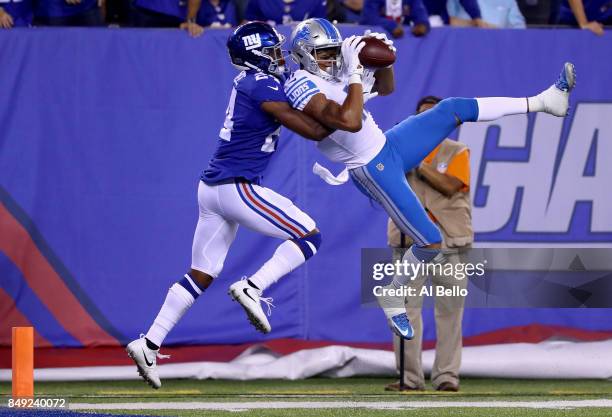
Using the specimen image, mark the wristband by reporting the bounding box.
[348,73,362,85]
[348,65,364,85]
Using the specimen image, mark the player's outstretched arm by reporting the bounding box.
[261,101,334,141]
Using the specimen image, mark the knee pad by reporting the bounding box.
[292,232,322,260]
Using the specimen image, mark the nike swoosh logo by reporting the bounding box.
[243,288,256,303]
[142,348,153,367]
[267,86,279,91]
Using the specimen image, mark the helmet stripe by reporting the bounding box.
[319,19,339,42]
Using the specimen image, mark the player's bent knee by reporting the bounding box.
[188,268,214,290]
[437,97,478,124]
[291,231,322,260]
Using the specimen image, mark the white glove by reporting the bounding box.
[362,68,376,93]
[362,68,378,102]
[363,29,396,53]
[341,35,365,84]
[364,91,379,103]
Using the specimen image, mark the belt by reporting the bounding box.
[203,177,252,186]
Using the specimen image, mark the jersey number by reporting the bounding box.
[219,87,237,141]
[261,127,280,153]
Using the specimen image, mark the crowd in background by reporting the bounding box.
[0,0,609,35]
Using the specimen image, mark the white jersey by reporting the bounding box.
[284,70,387,170]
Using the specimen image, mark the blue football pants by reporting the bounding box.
[350,98,479,246]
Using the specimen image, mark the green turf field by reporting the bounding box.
[1,378,611,416]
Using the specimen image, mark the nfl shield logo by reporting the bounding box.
[376,163,384,171]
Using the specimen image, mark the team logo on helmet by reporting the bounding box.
[242,33,262,51]
[227,22,287,78]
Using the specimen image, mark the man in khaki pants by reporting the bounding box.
[386,96,473,392]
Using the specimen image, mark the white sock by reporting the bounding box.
[249,240,306,292]
[145,278,200,347]
[476,97,529,121]
[391,246,443,288]
[391,247,422,288]
[527,92,547,113]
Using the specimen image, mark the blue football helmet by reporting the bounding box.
[227,21,286,77]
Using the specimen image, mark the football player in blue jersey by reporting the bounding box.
[127,21,332,389]
[284,18,575,339]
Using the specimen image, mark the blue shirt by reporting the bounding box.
[447,0,524,27]
[245,0,326,25]
[360,0,431,32]
[34,0,96,17]
[1,0,33,25]
[197,0,236,27]
[133,0,186,19]
[558,0,612,24]
[424,0,481,23]
[202,71,288,185]
[341,1,362,22]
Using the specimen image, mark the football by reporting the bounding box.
[358,37,396,68]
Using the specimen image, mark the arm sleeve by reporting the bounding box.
[245,0,263,21]
[458,0,482,19]
[360,0,399,33]
[251,76,289,107]
[407,0,432,25]
[225,0,237,26]
[445,148,470,189]
[283,75,321,111]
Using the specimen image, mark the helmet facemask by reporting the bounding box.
[229,28,288,78]
[260,42,288,77]
[291,42,342,82]
[312,46,342,81]
[290,19,343,82]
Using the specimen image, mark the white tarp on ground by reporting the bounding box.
[1,340,611,381]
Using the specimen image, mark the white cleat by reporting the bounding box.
[126,335,168,389]
[535,62,576,117]
[228,278,274,334]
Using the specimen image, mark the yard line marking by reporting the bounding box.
[70,399,612,411]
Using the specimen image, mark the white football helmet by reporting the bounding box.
[290,18,343,81]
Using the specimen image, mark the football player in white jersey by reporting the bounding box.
[285,18,576,338]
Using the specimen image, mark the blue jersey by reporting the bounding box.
[202,71,288,185]
[245,0,326,25]
[196,0,236,27]
[34,0,96,17]
[1,0,33,26]
[360,0,431,30]
[133,0,186,19]
[423,0,481,24]
[558,0,612,24]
